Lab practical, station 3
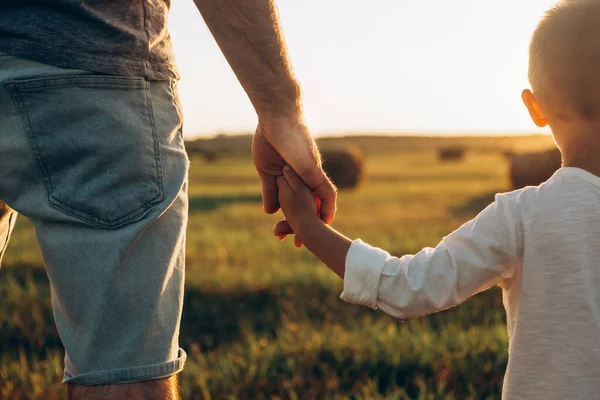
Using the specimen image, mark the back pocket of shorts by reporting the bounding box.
[5,75,165,228]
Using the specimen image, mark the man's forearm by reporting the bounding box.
[296,218,352,279]
[194,0,302,121]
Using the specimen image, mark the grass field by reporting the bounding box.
[0,134,555,399]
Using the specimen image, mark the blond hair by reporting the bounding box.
[529,0,600,120]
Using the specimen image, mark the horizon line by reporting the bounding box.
[184,130,552,140]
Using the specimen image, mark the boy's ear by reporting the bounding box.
[522,89,548,128]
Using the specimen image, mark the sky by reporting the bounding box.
[168,0,558,138]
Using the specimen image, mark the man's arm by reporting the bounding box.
[193,0,300,120]
[194,0,336,228]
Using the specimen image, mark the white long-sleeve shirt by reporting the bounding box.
[341,167,600,400]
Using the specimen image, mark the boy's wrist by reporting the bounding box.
[294,214,325,241]
[292,213,351,280]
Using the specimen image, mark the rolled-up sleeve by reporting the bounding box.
[340,239,389,309]
[341,194,521,319]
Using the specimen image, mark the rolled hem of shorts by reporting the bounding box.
[62,348,187,385]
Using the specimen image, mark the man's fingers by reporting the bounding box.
[259,172,280,214]
[314,174,337,225]
[293,236,303,248]
[261,123,336,224]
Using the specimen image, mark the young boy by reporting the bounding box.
[275,1,600,398]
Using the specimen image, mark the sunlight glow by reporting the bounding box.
[169,0,558,137]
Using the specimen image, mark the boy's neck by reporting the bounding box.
[553,124,600,177]
[562,148,600,178]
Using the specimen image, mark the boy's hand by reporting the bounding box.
[276,166,321,244]
[276,166,351,278]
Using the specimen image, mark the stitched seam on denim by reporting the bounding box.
[63,351,186,384]
[145,83,166,204]
[18,83,146,91]
[4,78,165,229]
[44,81,164,228]
[47,195,162,228]
[7,76,149,91]
[168,81,188,163]
[66,363,185,385]
[5,83,55,204]
[171,81,185,132]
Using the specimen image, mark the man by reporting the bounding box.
[0,1,336,399]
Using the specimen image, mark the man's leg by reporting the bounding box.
[0,53,190,392]
[68,376,181,400]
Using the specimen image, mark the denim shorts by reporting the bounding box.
[0,52,189,385]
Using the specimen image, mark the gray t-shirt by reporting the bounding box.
[0,1,177,81]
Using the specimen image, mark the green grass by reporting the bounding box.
[0,136,549,399]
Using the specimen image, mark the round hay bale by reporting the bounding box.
[509,148,561,189]
[438,147,466,162]
[320,146,365,190]
[502,150,516,160]
[184,144,220,163]
[203,150,220,163]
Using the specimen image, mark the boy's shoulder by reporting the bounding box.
[501,167,590,197]
[496,167,600,219]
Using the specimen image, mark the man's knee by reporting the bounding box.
[67,375,181,400]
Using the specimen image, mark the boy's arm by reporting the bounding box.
[341,199,521,318]
[278,168,522,318]
[294,217,352,279]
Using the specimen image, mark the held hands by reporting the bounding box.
[275,166,322,245]
[252,117,337,246]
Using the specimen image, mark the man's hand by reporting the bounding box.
[253,117,336,247]
[253,117,336,236]
[252,118,337,247]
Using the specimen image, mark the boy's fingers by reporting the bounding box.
[283,166,305,192]
[275,175,292,198]
[273,219,294,237]
[293,236,303,248]
[273,220,303,246]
